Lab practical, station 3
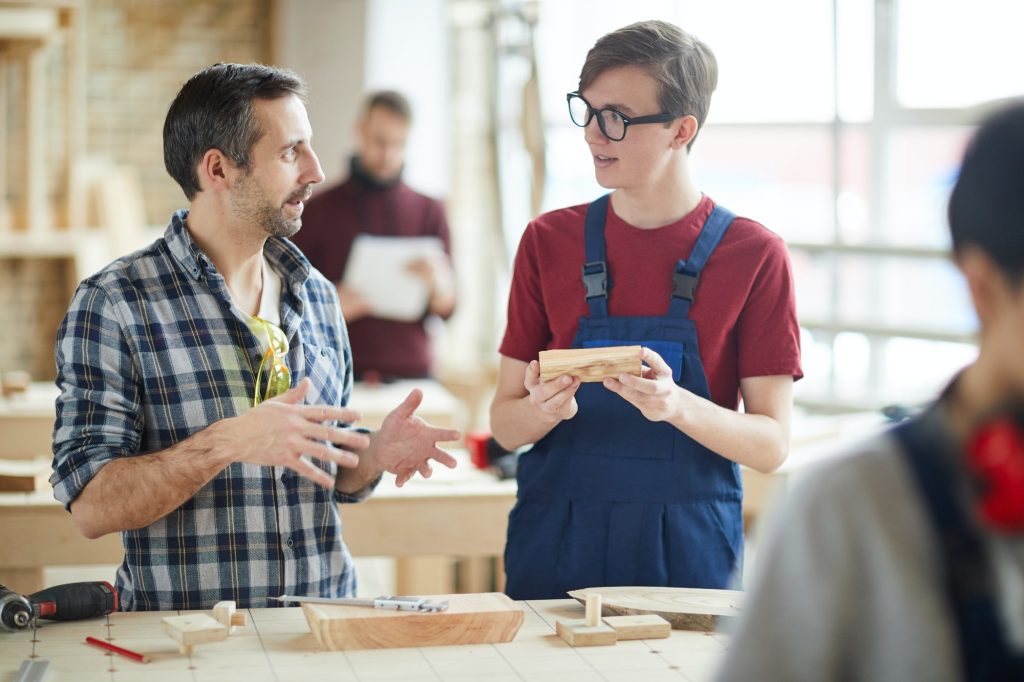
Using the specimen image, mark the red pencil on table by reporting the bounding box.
[85,636,150,663]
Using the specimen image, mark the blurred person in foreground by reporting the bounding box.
[718,100,1024,681]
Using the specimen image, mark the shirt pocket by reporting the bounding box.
[301,344,343,407]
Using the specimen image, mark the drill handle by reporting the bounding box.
[29,581,118,621]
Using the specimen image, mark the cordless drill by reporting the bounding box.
[0,581,118,632]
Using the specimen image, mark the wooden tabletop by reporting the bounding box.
[0,599,729,681]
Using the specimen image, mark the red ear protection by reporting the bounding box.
[965,412,1024,532]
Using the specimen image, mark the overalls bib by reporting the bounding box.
[504,194,744,600]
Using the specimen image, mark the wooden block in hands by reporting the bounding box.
[603,614,671,640]
[538,346,642,383]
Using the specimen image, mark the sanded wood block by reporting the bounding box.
[0,457,50,492]
[302,592,524,651]
[556,619,617,646]
[162,614,228,655]
[603,614,671,640]
[538,346,642,383]
[212,601,246,632]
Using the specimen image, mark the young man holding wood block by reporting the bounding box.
[491,20,802,600]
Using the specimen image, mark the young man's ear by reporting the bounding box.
[196,148,234,193]
[670,115,700,150]
[959,247,1005,328]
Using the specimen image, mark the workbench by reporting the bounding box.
[0,381,886,597]
[0,450,517,596]
[0,599,729,681]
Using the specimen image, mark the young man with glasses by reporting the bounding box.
[51,63,460,611]
[490,20,802,599]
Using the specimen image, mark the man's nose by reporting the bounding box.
[304,148,325,185]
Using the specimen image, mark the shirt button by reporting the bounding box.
[320,348,329,357]
[286,537,294,548]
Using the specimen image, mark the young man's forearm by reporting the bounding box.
[490,396,562,451]
[670,392,789,474]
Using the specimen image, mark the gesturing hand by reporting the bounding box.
[524,360,580,423]
[602,347,683,422]
[226,378,370,488]
[372,388,461,487]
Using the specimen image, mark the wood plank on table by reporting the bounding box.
[303,592,524,650]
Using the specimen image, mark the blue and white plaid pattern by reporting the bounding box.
[52,210,370,611]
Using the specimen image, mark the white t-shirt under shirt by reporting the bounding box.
[241,256,283,355]
[717,423,1024,682]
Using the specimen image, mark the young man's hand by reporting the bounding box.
[602,347,683,422]
[523,359,581,424]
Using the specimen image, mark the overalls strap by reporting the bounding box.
[668,204,735,318]
[893,416,1024,682]
[582,194,612,318]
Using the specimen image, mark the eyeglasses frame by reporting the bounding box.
[566,91,679,142]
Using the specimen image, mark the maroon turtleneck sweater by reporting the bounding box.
[291,161,453,379]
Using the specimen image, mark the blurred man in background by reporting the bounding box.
[293,91,456,382]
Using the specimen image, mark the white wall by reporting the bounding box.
[272,0,368,188]
[364,0,451,198]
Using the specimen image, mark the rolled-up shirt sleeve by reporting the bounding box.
[51,280,142,509]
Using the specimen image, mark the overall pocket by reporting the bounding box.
[568,338,685,460]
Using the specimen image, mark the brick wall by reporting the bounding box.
[85,0,273,225]
[0,0,272,382]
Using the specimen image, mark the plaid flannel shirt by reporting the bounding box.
[52,210,374,610]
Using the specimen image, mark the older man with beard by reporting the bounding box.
[50,63,459,611]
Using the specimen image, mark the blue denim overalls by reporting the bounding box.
[504,194,744,599]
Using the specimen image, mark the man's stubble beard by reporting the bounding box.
[233,172,307,239]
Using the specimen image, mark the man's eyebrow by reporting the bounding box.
[587,98,635,116]
[278,138,307,151]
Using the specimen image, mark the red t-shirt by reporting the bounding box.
[292,174,451,379]
[499,195,803,410]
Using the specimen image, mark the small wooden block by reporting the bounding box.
[603,614,671,640]
[556,619,618,647]
[538,346,642,383]
[212,600,246,632]
[162,614,228,655]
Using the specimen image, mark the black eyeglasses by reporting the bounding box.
[567,92,678,141]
